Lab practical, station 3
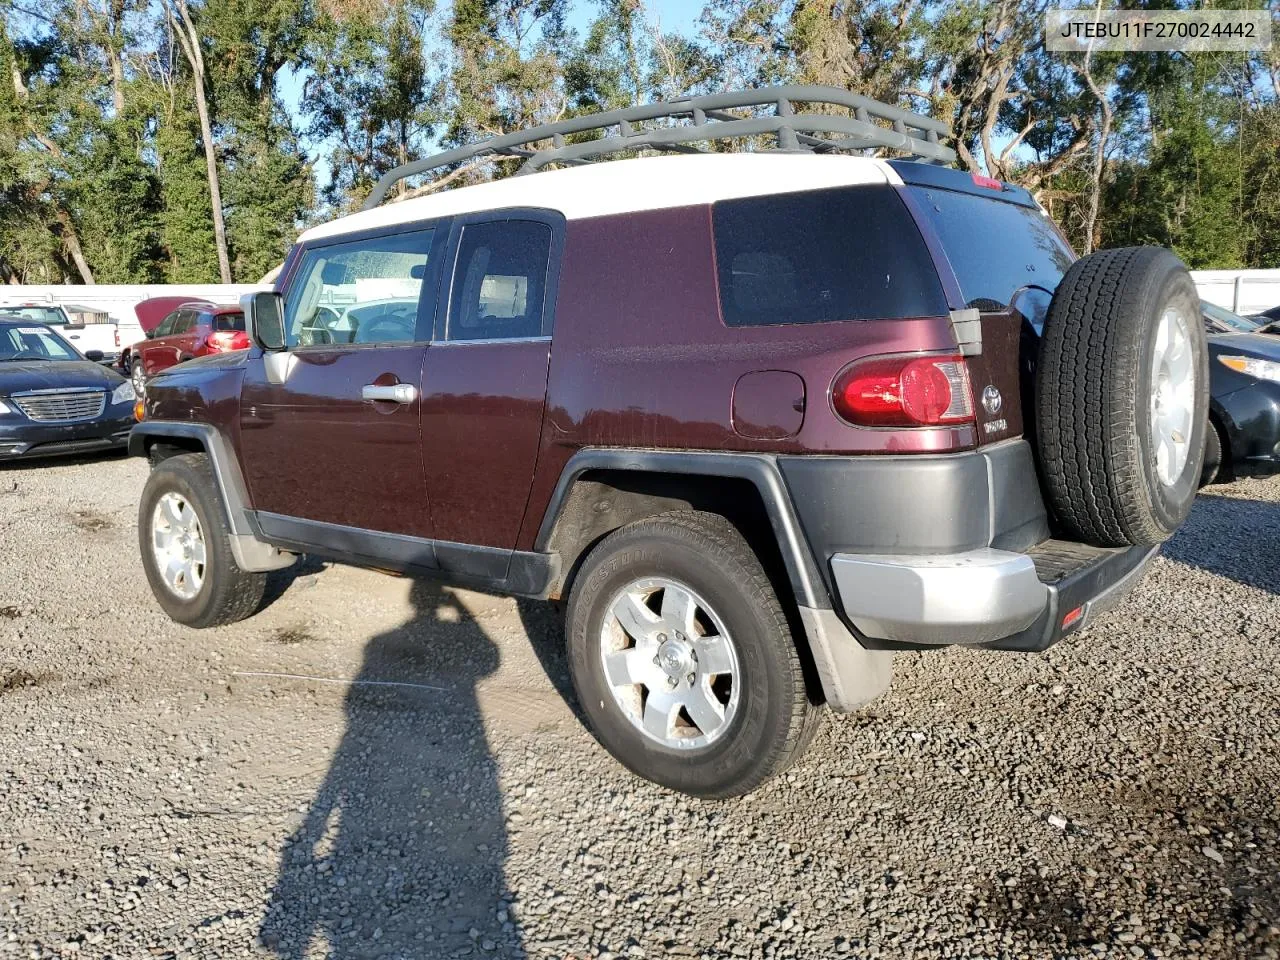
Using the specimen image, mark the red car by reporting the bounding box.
[131,302,249,394]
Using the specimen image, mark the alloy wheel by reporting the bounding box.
[1149,305,1196,487]
[598,576,741,750]
[151,492,206,600]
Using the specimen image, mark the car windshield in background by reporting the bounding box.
[0,323,80,361]
[213,312,246,332]
[909,187,1075,311]
[0,306,65,326]
[1202,300,1262,334]
[712,184,948,326]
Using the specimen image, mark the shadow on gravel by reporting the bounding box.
[258,554,330,612]
[515,597,584,724]
[0,448,130,471]
[258,580,522,958]
[1162,492,1280,595]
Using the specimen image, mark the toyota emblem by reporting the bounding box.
[982,385,1003,415]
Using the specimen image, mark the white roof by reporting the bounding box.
[300,153,904,243]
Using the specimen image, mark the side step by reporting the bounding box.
[982,540,1157,652]
[1027,539,1122,583]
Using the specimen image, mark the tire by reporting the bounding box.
[1036,246,1209,547]
[565,510,822,799]
[138,452,266,628]
[131,358,147,398]
[1199,418,1226,487]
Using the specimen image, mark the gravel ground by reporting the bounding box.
[1,452,1278,960]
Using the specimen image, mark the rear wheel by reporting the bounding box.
[565,511,821,798]
[1036,246,1209,546]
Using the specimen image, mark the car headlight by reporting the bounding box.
[111,382,136,405]
[1219,355,1280,384]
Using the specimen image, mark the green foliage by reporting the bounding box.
[3,0,1280,281]
[155,109,221,281]
[305,0,438,210]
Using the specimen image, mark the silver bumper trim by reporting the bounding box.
[831,548,1048,645]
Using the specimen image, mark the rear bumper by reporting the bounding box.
[832,540,1157,651]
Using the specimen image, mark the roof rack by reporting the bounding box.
[361,84,956,211]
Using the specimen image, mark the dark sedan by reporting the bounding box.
[1202,301,1280,484]
[0,318,137,461]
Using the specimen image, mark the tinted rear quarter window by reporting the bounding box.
[447,220,552,341]
[908,187,1075,311]
[214,312,246,332]
[712,185,948,327]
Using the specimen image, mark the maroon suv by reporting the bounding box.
[129,87,1208,798]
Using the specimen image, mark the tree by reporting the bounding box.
[305,0,438,211]
[164,0,232,282]
[445,0,571,160]
[200,0,314,279]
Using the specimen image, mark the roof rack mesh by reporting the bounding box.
[361,85,955,211]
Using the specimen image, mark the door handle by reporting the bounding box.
[362,383,417,404]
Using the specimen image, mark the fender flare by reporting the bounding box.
[129,421,295,572]
[533,448,891,712]
[534,448,830,610]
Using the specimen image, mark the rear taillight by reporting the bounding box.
[207,330,250,352]
[970,172,1003,190]
[831,354,975,427]
[114,328,120,347]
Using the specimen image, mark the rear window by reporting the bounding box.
[213,312,245,332]
[712,185,948,327]
[908,187,1075,311]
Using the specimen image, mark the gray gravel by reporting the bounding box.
[1,452,1278,960]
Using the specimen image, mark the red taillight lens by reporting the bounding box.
[114,327,121,347]
[208,330,250,352]
[832,354,975,427]
[971,172,1003,190]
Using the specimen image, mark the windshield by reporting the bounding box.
[0,323,80,361]
[908,187,1076,311]
[1201,300,1262,334]
[0,306,65,326]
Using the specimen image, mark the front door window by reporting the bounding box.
[285,231,436,347]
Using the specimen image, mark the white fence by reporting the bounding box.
[6,272,1279,340]
[0,284,268,341]
[1191,270,1280,316]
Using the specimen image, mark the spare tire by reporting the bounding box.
[1036,246,1208,547]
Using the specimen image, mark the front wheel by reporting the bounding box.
[131,358,147,398]
[139,452,266,628]
[565,511,821,798]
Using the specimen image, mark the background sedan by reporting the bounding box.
[0,318,136,461]
[1202,301,1280,484]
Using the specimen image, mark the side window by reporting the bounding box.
[712,185,949,326]
[283,229,435,348]
[154,311,179,337]
[446,220,552,342]
[172,311,196,335]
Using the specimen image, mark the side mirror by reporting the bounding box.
[84,349,104,362]
[241,291,286,351]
